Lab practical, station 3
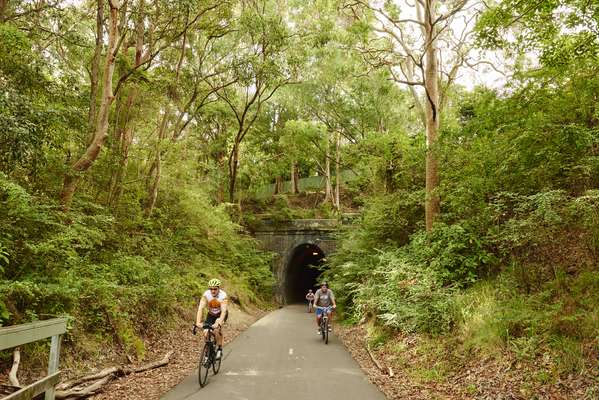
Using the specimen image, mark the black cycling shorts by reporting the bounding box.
[205,311,228,326]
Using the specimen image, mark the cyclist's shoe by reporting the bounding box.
[215,348,222,360]
[317,329,321,335]
[328,327,332,332]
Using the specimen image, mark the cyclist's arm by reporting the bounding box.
[313,293,320,307]
[331,291,337,308]
[196,296,207,326]
[215,299,228,327]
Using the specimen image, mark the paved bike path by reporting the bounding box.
[161,305,386,400]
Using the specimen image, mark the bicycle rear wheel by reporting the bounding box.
[198,343,211,387]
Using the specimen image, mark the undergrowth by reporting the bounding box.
[326,190,599,377]
[0,173,274,367]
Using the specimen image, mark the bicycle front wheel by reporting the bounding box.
[198,343,211,387]
[324,318,329,344]
[212,349,222,374]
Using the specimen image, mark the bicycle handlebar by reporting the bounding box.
[192,323,216,335]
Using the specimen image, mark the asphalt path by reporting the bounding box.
[161,304,386,400]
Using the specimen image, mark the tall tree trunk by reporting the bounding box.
[60,0,120,210]
[334,131,341,211]
[228,140,240,203]
[87,0,104,144]
[217,152,226,202]
[143,26,186,215]
[423,0,441,232]
[290,161,299,194]
[0,0,8,22]
[109,1,144,207]
[144,110,168,216]
[323,130,333,204]
[274,176,284,195]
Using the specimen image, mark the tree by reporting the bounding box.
[346,0,483,230]
[60,0,121,209]
[211,0,300,202]
[60,0,225,210]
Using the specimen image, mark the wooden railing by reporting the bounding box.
[0,318,67,400]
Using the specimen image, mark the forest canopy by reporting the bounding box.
[0,0,598,395]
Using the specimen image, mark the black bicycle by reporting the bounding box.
[193,323,222,387]
[317,306,334,344]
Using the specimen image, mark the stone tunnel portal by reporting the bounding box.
[285,243,326,303]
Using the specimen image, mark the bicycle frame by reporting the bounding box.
[316,306,333,344]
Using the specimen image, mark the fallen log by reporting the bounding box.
[56,367,119,391]
[55,350,175,399]
[56,375,114,400]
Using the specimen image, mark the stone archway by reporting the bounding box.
[283,243,326,303]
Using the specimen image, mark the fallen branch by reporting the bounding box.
[56,367,119,391]
[56,375,114,400]
[0,384,21,396]
[365,343,385,372]
[55,350,175,399]
[129,350,174,373]
[9,347,21,387]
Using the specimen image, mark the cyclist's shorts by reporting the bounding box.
[316,307,332,317]
[205,310,228,326]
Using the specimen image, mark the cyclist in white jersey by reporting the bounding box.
[195,278,228,359]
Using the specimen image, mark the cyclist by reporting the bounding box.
[195,278,228,360]
[305,289,315,312]
[314,282,336,334]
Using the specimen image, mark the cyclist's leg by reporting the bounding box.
[215,325,224,346]
[326,309,333,330]
[316,307,322,328]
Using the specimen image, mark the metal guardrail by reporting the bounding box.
[0,318,67,400]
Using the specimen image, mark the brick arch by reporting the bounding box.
[252,219,339,304]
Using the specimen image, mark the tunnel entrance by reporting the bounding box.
[284,243,325,303]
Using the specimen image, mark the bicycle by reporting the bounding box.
[316,306,334,344]
[192,322,222,387]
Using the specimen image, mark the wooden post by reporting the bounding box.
[0,318,66,400]
[45,335,61,400]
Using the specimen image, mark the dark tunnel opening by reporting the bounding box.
[285,244,326,303]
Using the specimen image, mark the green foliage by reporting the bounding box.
[476,0,599,71]
[0,173,273,357]
[328,220,494,335]
[458,267,598,374]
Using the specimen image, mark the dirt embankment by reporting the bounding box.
[335,324,598,400]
